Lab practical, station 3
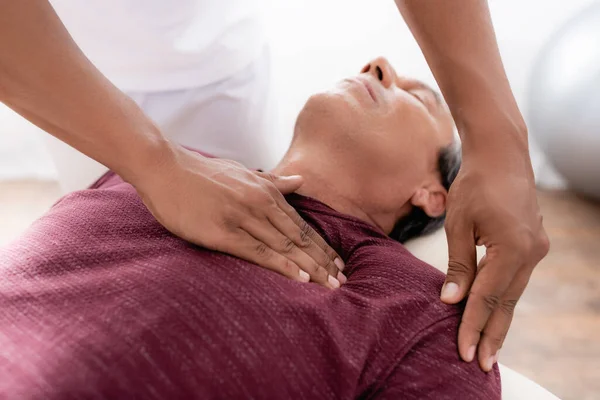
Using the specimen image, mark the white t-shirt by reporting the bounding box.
[49,0,266,92]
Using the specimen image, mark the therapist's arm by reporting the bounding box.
[0,0,344,289]
[395,0,549,371]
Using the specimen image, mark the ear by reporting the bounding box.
[410,184,447,218]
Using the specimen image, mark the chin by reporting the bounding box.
[295,92,362,138]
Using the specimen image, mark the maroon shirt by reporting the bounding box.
[0,172,500,399]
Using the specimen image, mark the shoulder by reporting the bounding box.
[372,315,502,399]
[346,237,451,309]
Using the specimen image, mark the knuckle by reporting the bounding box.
[325,246,338,260]
[254,242,270,258]
[280,259,298,276]
[447,260,472,278]
[513,226,550,262]
[499,298,518,316]
[268,185,285,201]
[324,259,338,275]
[297,220,313,247]
[313,265,329,283]
[306,261,320,274]
[280,237,296,253]
[248,189,274,207]
[480,293,501,312]
[263,173,278,183]
[298,226,311,246]
[536,232,551,258]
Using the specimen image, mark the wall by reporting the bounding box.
[0,0,596,184]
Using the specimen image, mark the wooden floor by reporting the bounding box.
[501,190,600,400]
[1,181,599,400]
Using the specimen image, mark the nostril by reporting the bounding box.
[362,64,371,73]
[375,66,383,81]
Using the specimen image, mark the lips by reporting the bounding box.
[342,77,378,103]
[360,79,377,102]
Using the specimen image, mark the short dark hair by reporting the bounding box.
[389,142,461,243]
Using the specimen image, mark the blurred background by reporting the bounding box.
[1,1,599,398]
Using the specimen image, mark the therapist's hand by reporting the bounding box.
[440,134,550,372]
[134,146,345,289]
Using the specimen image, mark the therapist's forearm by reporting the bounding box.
[395,0,528,154]
[0,0,174,184]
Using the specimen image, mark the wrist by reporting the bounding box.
[458,113,529,154]
[115,129,179,187]
[458,119,534,180]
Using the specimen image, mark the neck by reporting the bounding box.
[272,147,400,234]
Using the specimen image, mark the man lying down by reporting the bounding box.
[0,57,500,399]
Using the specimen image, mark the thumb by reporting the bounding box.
[257,172,304,194]
[442,220,477,304]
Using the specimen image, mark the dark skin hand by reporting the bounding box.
[0,0,549,369]
[0,0,345,289]
[137,148,346,289]
[396,0,550,371]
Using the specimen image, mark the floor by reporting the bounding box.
[501,190,600,400]
[1,181,599,400]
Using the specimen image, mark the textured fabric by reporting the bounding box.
[45,47,276,194]
[48,0,266,92]
[0,172,501,400]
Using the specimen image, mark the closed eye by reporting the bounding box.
[409,90,433,114]
[410,91,423,104]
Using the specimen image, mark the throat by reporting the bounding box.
[272,155,393,234]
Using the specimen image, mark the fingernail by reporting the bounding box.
[484,355,495,372]
[466,345,476,362]
[282,175,302,180]
[299,270,310,282]
[441,282,459,301]
[337,271,347,285]
[328,275,340,289]
[334,257,345,271]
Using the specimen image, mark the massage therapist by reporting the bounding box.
[0,0,548,372]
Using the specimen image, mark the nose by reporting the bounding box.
[361,57,397,89]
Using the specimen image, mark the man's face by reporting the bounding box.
[295,56,454,185]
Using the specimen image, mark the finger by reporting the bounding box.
[255,171,304,194]
[221,228,312,284]
[477,268,531,371]
[267,210,344,283]
[252,175,345,280]
[241,217,339,289]
[273,195,346,278]
[442,218,477,304]
[457,251,518,364]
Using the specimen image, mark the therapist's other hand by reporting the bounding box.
[440,135,549,372]
[134,146,345,289]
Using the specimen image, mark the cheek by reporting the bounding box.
[299,92,368,131]
[376,102,438,172]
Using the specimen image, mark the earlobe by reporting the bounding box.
[410,187,447,218]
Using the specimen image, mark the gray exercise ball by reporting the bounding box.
[528,3,600,200]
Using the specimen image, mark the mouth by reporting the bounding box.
[345,77,377,103]
[360,79,377,102]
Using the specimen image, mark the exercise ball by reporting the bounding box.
[528,3,600,200]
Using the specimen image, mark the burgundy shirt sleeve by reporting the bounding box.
[374,316,501,400]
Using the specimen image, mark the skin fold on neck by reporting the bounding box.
[272,146,410,235]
